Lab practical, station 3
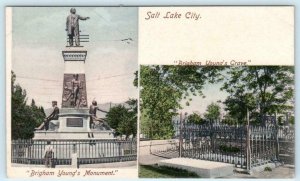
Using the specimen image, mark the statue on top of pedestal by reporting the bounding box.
[66,8,90,46]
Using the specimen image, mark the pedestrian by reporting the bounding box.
[44,141,54,168]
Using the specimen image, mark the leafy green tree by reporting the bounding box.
[187,113,205,125]
[11,71,46,139]
[222,114,238,125]
[289,115,294,125]
[221,66,294,123]
[140,65,223,139]
[106,99,137,139]
[133,70,138,87]
[223,92,256,124]
[124,99,137,138]
[30,99,46,126]
[204,103,221,121]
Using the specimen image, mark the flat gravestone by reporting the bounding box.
[158,158,234,178]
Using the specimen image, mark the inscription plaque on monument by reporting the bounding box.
[66,118,83,127]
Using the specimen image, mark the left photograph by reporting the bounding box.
[6,7,138,178]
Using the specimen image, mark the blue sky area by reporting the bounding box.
[11,7,138,108]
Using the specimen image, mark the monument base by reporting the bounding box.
[33,108,115,140]
[33,130,115,140]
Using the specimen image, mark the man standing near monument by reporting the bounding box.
[35,101,60,131]
[44,141,54,168]
[66,8,90,46]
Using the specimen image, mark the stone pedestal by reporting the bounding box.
[33,45,115,140]
[62,47,88,109]
[33,130,115,140]
[34,108,115,140]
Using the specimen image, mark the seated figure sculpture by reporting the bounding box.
[35,101,60,131]
[89,100,111,130]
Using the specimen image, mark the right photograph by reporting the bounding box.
[138,65,295,178]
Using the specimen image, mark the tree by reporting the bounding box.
[106,99,137,139]
[30,99,46,126]
[11,71,46,139]
[289,115,294,125]
[140,65,223,139]
[123,99,137,138]
[223,92,256,124]
[221,66,294,124]
[204,103,221,121]
[222,114,238,125]
[187,113,205,125]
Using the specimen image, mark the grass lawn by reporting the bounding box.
[139,164,200,178]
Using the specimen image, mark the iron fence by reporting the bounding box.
[11,139,137,166]
[177,121,249,169]
[148,115,295,172]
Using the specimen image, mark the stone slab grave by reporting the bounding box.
[158,157,234,178]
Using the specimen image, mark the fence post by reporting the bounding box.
[210,119,216,154]
[179,113,183,157]
[246,108,251,173]
[71,143,78,168]
[118,141,122,162]
[149,140,152,155]
[275,111,280,161]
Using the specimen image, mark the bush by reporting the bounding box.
[264,167,272,172]
[219,145,240,153]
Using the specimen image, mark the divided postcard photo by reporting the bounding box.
[6,6,295,179]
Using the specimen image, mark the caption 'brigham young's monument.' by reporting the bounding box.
[34,8,114,140]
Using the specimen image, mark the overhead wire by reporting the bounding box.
[89,9,134,44]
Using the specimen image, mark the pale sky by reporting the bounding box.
[11,7,138,108]
[180,80,229,116]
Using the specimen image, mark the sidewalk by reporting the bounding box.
[12,161,137,169]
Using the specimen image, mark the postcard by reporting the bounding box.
[6,6,295,179]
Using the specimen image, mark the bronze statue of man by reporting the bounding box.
[89,100,111,130]
[71,74,81,107]
[35,101,60,131]
[66,8,90,46]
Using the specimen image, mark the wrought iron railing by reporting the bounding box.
[147,116,294,172]
[11,139,137,166]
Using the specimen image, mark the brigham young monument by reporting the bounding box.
[34,8,114,139]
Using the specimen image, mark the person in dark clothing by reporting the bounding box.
[44,141,54,168]
[35,101,59,131]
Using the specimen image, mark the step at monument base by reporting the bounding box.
[33,131,115,140]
